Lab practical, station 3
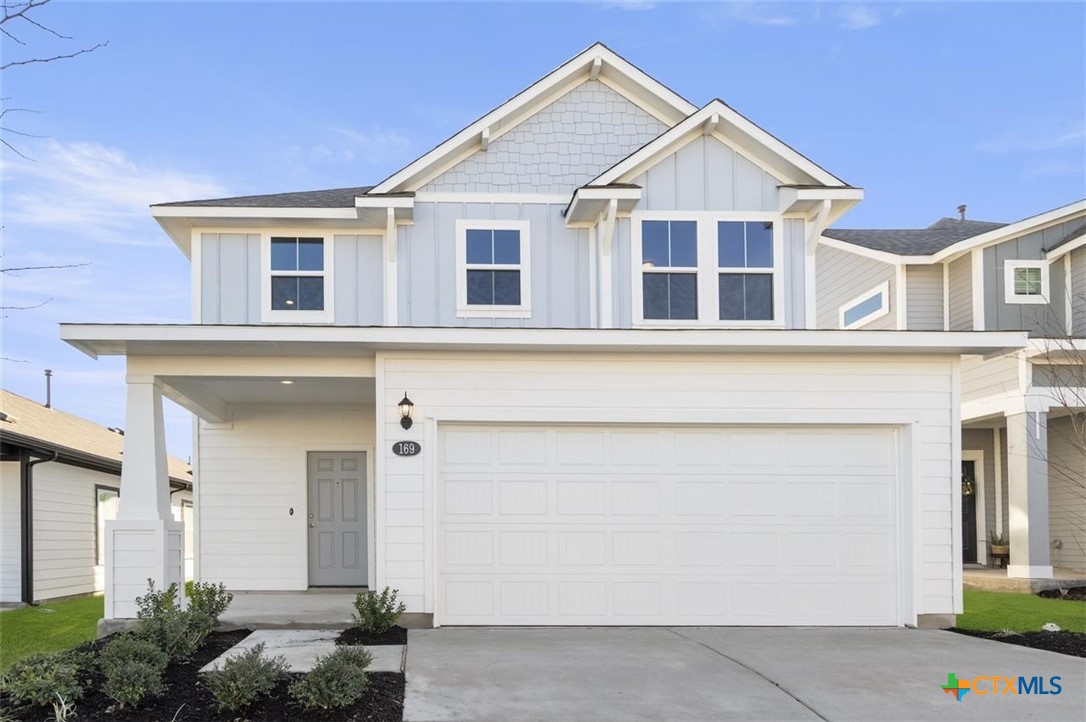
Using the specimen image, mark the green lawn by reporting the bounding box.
[0,595,103,671]
[959,590,1086,633]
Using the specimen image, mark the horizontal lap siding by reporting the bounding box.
[948,256,972,331]
[816,246,896,329]
[0,462,21,603]
[378,352,959,618]
[906,265,944,330]
[1048,416,1086,573]
[198,405,374,590]
[1072,248,1086,337]
[960,354,1020,404]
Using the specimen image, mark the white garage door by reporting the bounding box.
[437,424,900,626]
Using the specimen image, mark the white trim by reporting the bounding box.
[599,200,617,329]
[942,262,950,331]
[260,232,335,324]
[414,192,571,205]
[992,426,1003,536]
[838,281,891,330]
[454,219,532,318]
[353,196,414,209]
[971,249,985,330]
[818,236,909,266]
[962,449,987,566]
[383,208,398,326]
[588,226,598,328]
[302,446,375,590]
[152,206,358,220]
[1046,232,1086,260]
[190,230,202,323]
[896,265,907,330]
[631,211,785,328]
[192,417,201,581]
[936,200,1086,262]
[1003,259,1050,305]
[951,358,963,614]
[1065,253,1074,336]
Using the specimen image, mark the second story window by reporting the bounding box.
[1004,260,1049,305]
[455,220,531,318]
[262,234,334,322]
[641,220,698,320]
[717,221,774,321]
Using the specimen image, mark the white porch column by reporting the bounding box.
[105,376,185,618]
[1006,411,1053,579]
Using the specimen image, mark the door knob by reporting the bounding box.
[309,523,315,528]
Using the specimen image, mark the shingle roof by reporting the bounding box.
[823,217,1007,255]
[152,186,375,208]
[0,390,191,484]
[1046,222,1086,252]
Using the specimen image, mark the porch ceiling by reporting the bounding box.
[162,376,375,422]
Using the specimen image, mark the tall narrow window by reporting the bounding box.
[95,486,120,566]
[641,220,698,320]
[456,220,531,318]
[717,221,773,321]
[270,237,325,311]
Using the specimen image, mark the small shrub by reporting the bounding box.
[99,635,169,708]
[0,651,84,708]
[352,587,406,634]
[188,581,233,622]
[134,579,215,660]
[203,643,288,713]
[289,646,372,711]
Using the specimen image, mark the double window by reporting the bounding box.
[634,215,782,326]
[262,234,334,322]
[455,220,531,318]
[1004,260,1049,305]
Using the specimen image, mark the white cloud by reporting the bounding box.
[1021,160,1082,181]
[710,2,798,27]
[600,1,657,11]
[977,126,1086,154]
[288,126,413,167]
[837,3,881,30]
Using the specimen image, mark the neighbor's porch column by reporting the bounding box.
[1006,411,1053,579]
[104,375,185,619]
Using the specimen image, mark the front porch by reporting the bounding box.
[963,565,1086,594]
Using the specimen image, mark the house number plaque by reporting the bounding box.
[392,441,421,457]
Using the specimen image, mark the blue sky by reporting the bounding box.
[2,1,1084,460]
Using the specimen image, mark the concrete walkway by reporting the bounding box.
[202,629,404,673]
[404,627,1086,721]
[217,590,358,630]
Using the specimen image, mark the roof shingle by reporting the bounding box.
[152,186,375,209]
[823,217,1007,255]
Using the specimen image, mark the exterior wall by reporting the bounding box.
[960,353,1020,406]
[906,264,944,330]
[1048,415,1086,573]
[962,428,997,549]
[398,202,591,328]
[1071,247,1086,337]
[815,246,896,329]
[421,80,667,193]
[377,351,961,621]
[0,462,20,604]
[197,404,375,590]
[982,221,1081,335]
[947,255,972,331]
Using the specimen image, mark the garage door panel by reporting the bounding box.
[438,425,899,626]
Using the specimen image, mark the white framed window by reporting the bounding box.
[839,281,890,329]
[455,219,531,318]
[261,233,335,323]
[1003,260,1049,305]
[631,212,783,327]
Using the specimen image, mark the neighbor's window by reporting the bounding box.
[641,220,698,320]
[271,237,325,311]
[1004,260,1049,305]
[456,220,531,318]
[839,281,890,329]
[95,486,120,566]
[717,221,774,321]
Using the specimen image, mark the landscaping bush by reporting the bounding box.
[289,646,373,711]
[188,581,233,622]
[98,635,169,708]
[203,643,288,713]
[0,650,85,708]
[352,587,406,634]
[134,579,215,660]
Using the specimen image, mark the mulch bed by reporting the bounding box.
[4,630,405,722]
[1037,585,1086,602]
[951,628,1086,658]
[337,626,408,646]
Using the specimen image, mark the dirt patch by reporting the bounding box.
[1037,586,1086,602]
[951,628,1086,658]
[337,625,408,646]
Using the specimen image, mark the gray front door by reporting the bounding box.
[307,452,367,586]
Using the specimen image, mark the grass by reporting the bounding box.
[959,590,1086,633]
[0,595,103,671]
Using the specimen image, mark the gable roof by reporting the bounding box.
[1046,221,1086,252]
[0,389,191,486]
[823,219,1006,255]
[367,43,698,194]
[153,187,375,209]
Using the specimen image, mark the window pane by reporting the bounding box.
[642,221,669,267]
[745,273,773,320]
[466,229,493,264]
[1013,267,1041,295]
[719,273,774,321]
[271,238,297,271]
[271,276,298,310]
[643,273,670,319]
[843,291,884,327]
[298,277,324,310]
[717,222,745,267]
[492,270,521,305]
[718,274,745,320]
[493,230,520,264]
[97,488,119,566]
[297,238,324,271]
[669,273,697,319]
[746,222,773,268]
[669,221,698,268]
[466,269,494,305]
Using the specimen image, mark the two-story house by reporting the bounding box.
[817,202,1086,580]
[61,44,1023,629]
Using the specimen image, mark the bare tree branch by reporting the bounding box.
[1,262,90,274]
[0,296,51,310]
[1,41,107,71]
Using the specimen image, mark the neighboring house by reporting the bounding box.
[60,44,1024,628]
[818,201,1086,577]
[0,389,193,605]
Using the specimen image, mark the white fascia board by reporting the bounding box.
[367,44,696,195]
[933,199,1086,262]
[565,186,643,224]
[354,196,414,209]
[1046,232,1086,260]
[151,206,358,220]
[60,323,1028,358]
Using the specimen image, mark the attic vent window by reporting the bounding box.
[1004,260,1049,305]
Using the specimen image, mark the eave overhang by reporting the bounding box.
[564,185,643,224]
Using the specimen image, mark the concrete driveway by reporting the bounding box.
[404,627,1085,721]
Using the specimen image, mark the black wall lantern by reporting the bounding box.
[398,393,414,430]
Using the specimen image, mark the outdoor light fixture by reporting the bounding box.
[398,393,414,430]
[280,380,294,385]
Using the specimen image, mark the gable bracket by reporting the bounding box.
[589,56,602,81]
[480,127,490,151]
[703,112,720,137]
[806,199,832,254]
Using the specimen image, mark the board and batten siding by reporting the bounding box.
[1048,415,1086,573]
[815,245,896,329]
[906,265,944,330]
[197,404,374,590]
[947,256,972,331]
[199,233,383,326]
[421,80,667,194]
[0,461,20,603]
[1071,247,1086,337]
[377,351,961,621]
